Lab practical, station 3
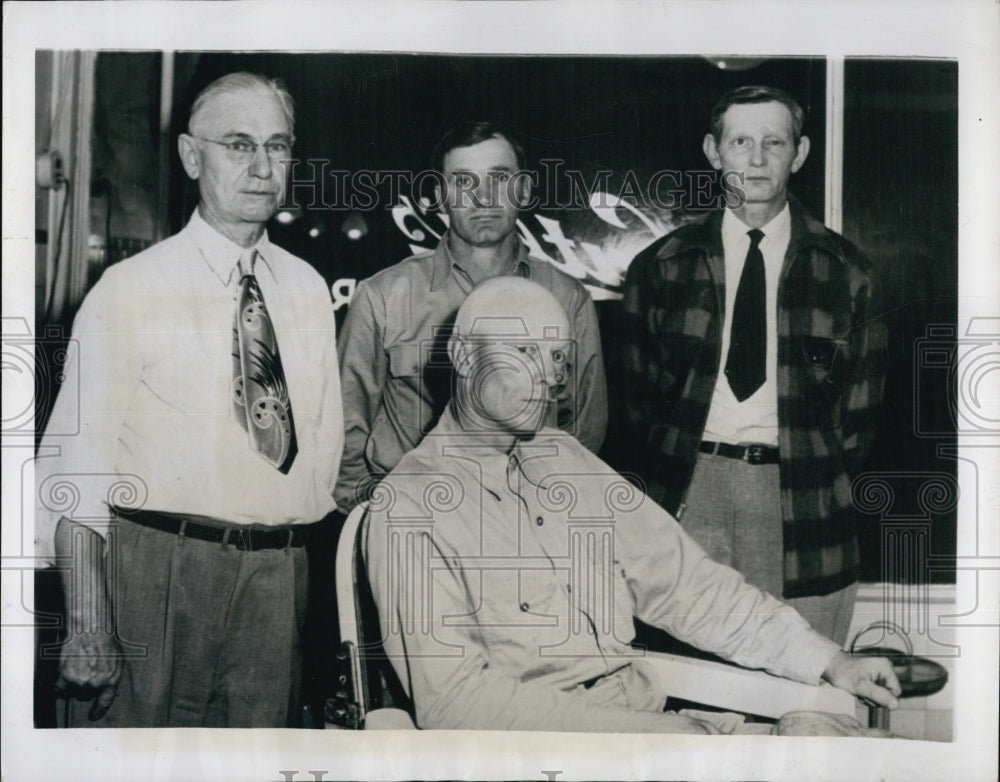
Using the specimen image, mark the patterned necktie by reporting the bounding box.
[724,228,767,402]
[231,249,297,472]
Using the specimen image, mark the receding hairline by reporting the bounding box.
[187,73,295,136]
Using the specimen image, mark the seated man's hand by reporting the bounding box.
[821,650,901,709]
[56,631,123,720]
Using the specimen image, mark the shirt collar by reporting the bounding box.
[430,404,566,499]
[722,202,792,248]
[429,231,531,291]
[186,208,275,286]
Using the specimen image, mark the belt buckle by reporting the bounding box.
[744,445,766,465]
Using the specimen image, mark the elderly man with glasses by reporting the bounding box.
[35,72,343,727]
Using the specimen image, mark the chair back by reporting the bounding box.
[326,502,414,728]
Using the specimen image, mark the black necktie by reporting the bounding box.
[725,229,766,402]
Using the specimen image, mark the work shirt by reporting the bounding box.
[336,234,608,512]
[364,407,840,731]
[35,211,344,563]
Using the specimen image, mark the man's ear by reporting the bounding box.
[434,180,446,212]
[177,134,201,180]
[791,135,811,174]
[514,171,532,209]
[703,133,722,170]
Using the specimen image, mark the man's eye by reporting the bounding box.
[492,171,511,182]
[229,140,255,154]
[454,173,474,188]
[732,137,750,147]
[266,141,290,155]
[764,138,786,149]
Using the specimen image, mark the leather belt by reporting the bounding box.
[699,440,779,465]
[113,507,311,551]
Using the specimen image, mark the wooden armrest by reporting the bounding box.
[643,651,857,719]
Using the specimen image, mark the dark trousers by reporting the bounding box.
[65,516,309,727]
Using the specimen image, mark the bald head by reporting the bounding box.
[449,278,573,441]
[453,277,570,342]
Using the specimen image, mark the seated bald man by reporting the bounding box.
[363,277,900,733]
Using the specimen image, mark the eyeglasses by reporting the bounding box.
[192,135,295,163]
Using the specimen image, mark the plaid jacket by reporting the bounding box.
[617,197,886,597]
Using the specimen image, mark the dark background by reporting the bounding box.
[73,52,957,581]
[33,51,958,729]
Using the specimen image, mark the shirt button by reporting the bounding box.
[535,516,544,526]
[519,602,530,612]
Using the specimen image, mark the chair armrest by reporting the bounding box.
[364,707,419,730]
[643,651,857,719]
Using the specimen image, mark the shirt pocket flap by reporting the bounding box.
[388,343,422,379]
[799,335,847,384]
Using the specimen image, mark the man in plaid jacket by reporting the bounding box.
[616,86,886,644]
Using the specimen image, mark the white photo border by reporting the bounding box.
[3,2,998,780]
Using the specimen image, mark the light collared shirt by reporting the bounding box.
[335,233,608,512]
[364,407,840,731]
[703,204,792,446]
[35,210,343,562]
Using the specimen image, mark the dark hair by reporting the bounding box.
[709,85,805,144]
[431,121,527,174]
[188,72,295,134]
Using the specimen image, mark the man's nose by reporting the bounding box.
[749,141,765,167]
[545,361,566,393]
[248,145,273,178]
[474,174,499,207]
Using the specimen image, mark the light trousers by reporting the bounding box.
[679,452,857,646]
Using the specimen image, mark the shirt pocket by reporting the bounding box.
[798,335,847,386]
[388,343,422,383]
[795,335,849,429]
[476,568,565,676]
[386,342,444,434]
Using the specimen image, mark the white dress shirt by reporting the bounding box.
[703,205,792,446]
[35,211,343,563]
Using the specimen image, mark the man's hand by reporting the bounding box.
[822,650,901,709]
[53,517,122,721]
[55,631,123,721]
